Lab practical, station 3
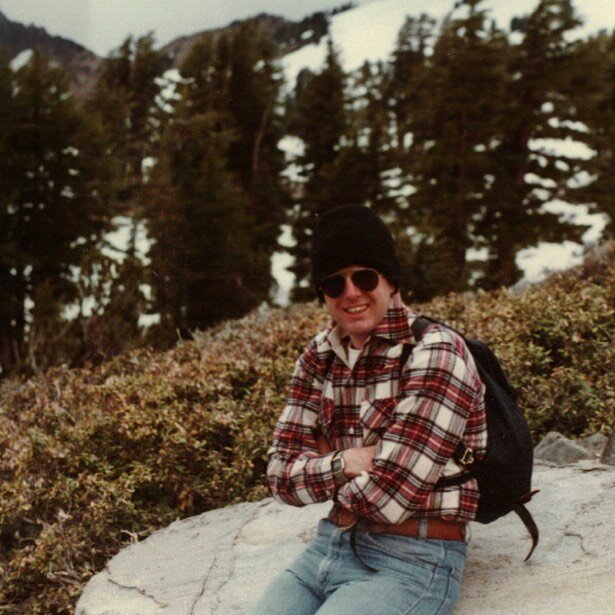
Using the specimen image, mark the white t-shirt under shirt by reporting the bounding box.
[347,346,361,369]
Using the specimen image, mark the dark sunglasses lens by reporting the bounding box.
[352,269,379,292]
[320,275,345,298]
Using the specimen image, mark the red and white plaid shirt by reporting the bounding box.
[267,295,487,524]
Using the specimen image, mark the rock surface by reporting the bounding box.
[601,433,615,465]
[76,461,615,615]
[534,431,597,465]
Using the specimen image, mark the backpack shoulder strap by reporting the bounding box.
[412,315,475,470]
[410,315,433,343]
[400,315,433,370]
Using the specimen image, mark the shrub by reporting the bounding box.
[0,244,612,613]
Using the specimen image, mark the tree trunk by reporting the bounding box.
[0,331,22,377]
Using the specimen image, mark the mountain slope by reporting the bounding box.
[0,9,101,96]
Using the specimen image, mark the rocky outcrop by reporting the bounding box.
[76,460,615,614]
[601,434,615,465]
[534,431,612,465]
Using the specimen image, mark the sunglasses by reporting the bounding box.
[319,268,381,299]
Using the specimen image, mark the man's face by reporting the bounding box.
[322,265,395,348]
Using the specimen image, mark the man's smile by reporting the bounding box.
[344,305,368,314]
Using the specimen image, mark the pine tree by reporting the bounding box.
[287,39,348,299]
[571,32,615,236]
[0,51,110,375]
[170,23,287,308]
[146,23,286,336]
[146,113,259,336]
[386,14,436,160]
[86,34,170,212]
[480,0,593,288]
[347,61,398,214]
[226,22,288,295]
[404,0,508,298]
[0,53,22,373]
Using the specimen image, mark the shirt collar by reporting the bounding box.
[319,294,416,358]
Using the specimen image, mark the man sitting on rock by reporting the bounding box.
[249,205,487,615]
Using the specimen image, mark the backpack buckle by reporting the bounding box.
[459,447,474,465]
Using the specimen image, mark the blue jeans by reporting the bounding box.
[248,519,467,615]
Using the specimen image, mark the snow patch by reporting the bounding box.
[530,138,596,160]
[516,241,586,283]
[278,135,305,160]
[103,216,152,266]
[271,226,296,307]
[10,49,33,71]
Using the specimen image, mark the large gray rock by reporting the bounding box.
[578,432,608,458]
[76,461,615,615]
[534,431,592,465]
[601,433,615,465]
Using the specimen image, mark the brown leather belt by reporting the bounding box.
[328,505,467,542]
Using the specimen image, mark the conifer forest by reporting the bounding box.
[1,0,614,377]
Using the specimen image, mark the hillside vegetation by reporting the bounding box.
[0,244,613,613]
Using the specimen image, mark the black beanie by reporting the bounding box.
[311,205,401,291]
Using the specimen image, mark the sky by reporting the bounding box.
[0,0,369,57]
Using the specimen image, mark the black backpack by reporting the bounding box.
[409,316,539,561]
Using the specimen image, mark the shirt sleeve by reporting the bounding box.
[335,327,484,523]
[266,339,339,506]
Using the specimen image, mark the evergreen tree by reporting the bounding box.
[571,32,615,236]
[146,113,259,336]
[287,39,348,299]
[404,0,508,298]
[227,22,288,294]
[86,34,170,212]
[0,51,110,375]
[386,14,436,160]
[347,61,398,214]
[166,23,287,310]
[0,53,22,374]
[481,0,592,288]
[146,22,286,335]
[82,34,170,356]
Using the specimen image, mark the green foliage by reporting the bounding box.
[146,112,262,335]
[287,39,349,299]
[85,33,170,208]
[145,21,287,337]
[0,51,112,376]
[0,245,613,613]
[571,31,615,236]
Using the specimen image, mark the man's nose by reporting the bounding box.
[341,276,362,299]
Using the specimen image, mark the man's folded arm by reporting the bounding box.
[336,331,481,523]
[266,341,339,506]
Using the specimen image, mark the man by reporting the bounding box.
[250,205,487,615]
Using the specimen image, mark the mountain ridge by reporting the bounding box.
[0,7,334,97]
[0,8,101,96]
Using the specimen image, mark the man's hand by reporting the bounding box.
[342,446,376,478]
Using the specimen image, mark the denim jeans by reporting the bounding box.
[248,519,467,615]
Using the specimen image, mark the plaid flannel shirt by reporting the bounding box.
[267,295,487,524]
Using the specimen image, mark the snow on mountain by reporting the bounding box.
[9,49,33,71]
[274,0,613,304]
[283,0,614,87]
